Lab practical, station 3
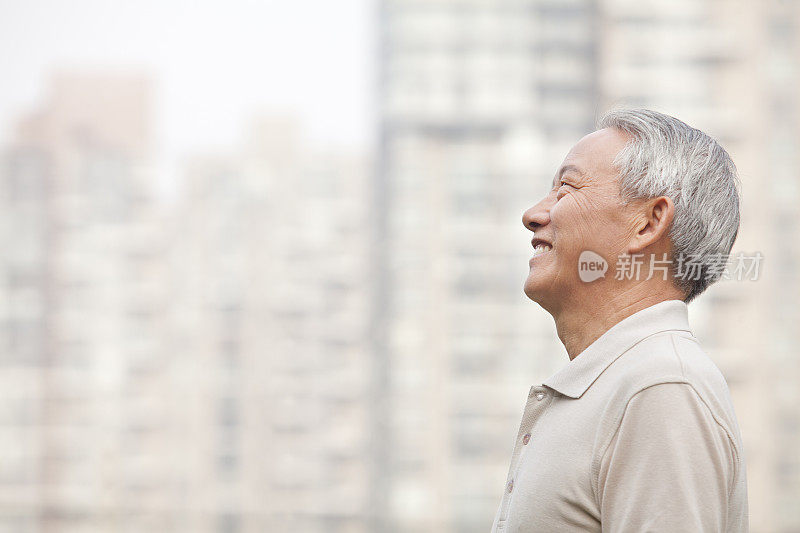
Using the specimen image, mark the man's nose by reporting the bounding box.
[522,195,554,232]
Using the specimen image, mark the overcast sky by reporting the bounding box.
[0,0,373,162]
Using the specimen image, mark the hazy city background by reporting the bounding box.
[0,0,797,532]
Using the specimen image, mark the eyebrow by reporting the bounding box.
[552,164,585,187]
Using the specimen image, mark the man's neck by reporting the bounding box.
[552,286,685,360]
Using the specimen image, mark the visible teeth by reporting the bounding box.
[532,243,552,256]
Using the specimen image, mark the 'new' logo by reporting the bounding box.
[578,251,608,282]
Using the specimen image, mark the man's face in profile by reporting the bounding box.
[522,128,636,310]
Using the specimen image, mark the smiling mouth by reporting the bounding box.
[530,243,553,259]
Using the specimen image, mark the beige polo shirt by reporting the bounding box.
[491,299,748,532]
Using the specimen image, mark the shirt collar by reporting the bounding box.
[542,299,692,399]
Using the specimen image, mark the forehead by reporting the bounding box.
[552,127,630,185]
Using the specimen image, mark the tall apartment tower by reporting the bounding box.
[170,116,373,533]
[376,1,598,531]
[0,73,174,531]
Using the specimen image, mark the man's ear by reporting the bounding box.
[628,196,674,254]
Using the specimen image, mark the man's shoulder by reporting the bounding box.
[602,331,730,399]
[591,330,744,450]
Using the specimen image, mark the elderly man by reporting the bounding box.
[491,109,748,532]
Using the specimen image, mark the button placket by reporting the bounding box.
[497,386,552,525]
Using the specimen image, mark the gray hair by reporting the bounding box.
[596,108,741,304]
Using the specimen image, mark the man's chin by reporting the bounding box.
[523,277,550,304]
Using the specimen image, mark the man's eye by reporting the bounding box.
[559,181,573,188]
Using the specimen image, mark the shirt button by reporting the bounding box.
[535,392,545,401]
[522,433,531,445]
[507,479,514,493]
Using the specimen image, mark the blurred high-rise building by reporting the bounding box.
[377,1,800,532]
[0,72,174,531]
[169,116,373,532]
[376,1,595,531]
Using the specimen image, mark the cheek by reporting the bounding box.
[550,199,596,249]
[582,210,630,255]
